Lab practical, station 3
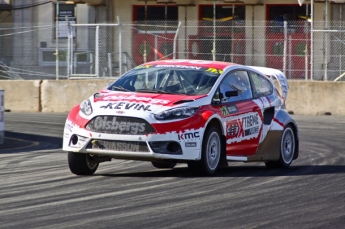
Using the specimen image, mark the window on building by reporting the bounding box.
[199,4,245,35]
[55,3,76,38]
[267,4,311,33]
[200,4,245,21]
[267,4,311,21]
[133,5,178,32]
[197,4,245,61]
[135,5,178,21]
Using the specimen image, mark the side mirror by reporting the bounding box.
[225,90,239,97]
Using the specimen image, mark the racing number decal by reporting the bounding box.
[225,112,262,144]
[206,68,223,74]
[135,64,152,69]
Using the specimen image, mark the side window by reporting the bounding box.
[219,70,253,103]
[249,71,273,97]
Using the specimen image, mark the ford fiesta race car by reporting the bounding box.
[63,59,299,176]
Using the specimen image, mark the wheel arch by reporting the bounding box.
[286,121,299,160]
[275,110,299,160]
[204,117,227,164]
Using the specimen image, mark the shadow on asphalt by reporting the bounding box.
[0,131,62,153]
[96,164,345,178]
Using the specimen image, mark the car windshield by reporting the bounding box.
[107,66,221,95]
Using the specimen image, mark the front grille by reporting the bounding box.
[88,139,150,152]
[86,116,155,135]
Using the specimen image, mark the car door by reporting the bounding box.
[215,70,263,157]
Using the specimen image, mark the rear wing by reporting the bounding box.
[249,66,289,102]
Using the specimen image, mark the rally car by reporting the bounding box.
[63,59,299,176]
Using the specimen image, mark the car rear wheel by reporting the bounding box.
[188,125,221,175]
[151,161,177,169]
[68,152,99,175]
[265,125,296,169]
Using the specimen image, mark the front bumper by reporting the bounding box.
[63,122,203,161]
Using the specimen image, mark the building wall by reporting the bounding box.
[2,0,342,79]
[0,9,12,65]
[12,0,38,66]
[109,0,328,63]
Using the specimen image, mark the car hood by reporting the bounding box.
[90,91,207,117]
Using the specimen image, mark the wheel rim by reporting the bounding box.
[206,132,221,171]
[86,154,98,170]
[281,128,295,164]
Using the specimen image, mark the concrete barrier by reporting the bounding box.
[1,79,345,115]
[40,79,114,112]
[0,90,3,145]
[286,81,345,115]
[0,80,41,112]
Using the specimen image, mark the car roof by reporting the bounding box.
[143,59,240,70]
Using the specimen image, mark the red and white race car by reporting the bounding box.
[63,59,299,176]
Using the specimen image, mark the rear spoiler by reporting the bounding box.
[249,66,289,102]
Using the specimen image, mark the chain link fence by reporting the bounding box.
[1,20,345,81]
[313,21,345,81]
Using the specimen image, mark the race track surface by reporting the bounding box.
[0,113,344,229]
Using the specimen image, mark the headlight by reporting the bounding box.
[80,99,93,116]
[154,107,199,120]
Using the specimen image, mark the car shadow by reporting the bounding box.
[0,131,62,154]
[96,164,345,178]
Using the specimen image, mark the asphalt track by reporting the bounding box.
[0,113,344,229]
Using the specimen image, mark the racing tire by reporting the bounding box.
[188,125,221,176]
[265,125,296,169]
[151,161,177,169]
[68,152,99,175]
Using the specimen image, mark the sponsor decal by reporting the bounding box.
[100,102,152,112]
[227,121,239,137]
[135,64,151,69]
[206,68,223,74]
[102,95,169,105]
[178,131,200,140]
[162,60,213,65]
[185,142,197,147]
[64,133,70,139]
[92,140,140,152]
[65,123,74,132]
[220,106,229,116]
[226,112,262,143]
[156,65,201,70]
[220,105,238,116]
[65,120,80,132]
[92,116,146,135]
[227,105,238,113]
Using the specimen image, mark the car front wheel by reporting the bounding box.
[188,125,221,175]
[68,152,99,175]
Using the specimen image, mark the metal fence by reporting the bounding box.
[1,20,345,81]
